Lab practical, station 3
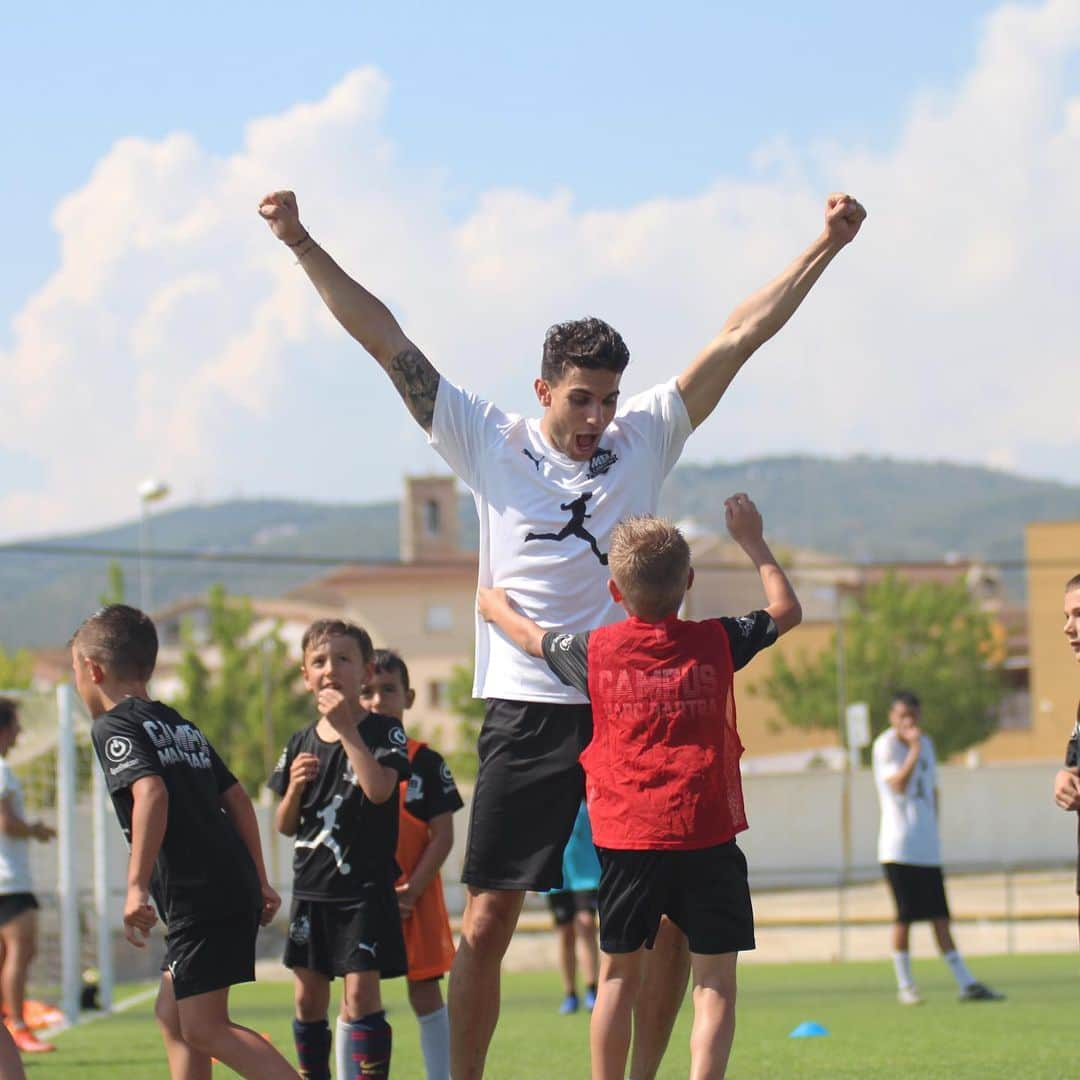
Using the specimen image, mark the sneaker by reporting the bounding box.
[584,987,597,1011]
[558,992,579,1015]
[958,981,1005,1002]
[898,985,923,1005]
[9,1025,55,1053]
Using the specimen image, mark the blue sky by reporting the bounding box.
[2,0,1077,540]
[2,1,1001,336]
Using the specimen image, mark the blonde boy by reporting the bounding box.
[478,495,801,1079]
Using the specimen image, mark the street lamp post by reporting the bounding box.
[137,479,170,613]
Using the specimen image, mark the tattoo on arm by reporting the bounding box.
[388,347,441,432]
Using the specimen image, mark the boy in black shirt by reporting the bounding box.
[268,620,411,1080]
[72,604,297,1080]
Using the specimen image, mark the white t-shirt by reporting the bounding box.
[872,728,941,866]
[430,376,693,702]
[0,758,32,894]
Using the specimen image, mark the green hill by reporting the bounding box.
[1,455,1076,649]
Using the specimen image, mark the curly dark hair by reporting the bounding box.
[541,317,630,384]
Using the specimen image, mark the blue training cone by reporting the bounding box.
[789,1021,829,1038]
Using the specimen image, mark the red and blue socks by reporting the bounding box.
[292,1017,332,1080]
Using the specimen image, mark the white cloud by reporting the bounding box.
[1,1,1079,541]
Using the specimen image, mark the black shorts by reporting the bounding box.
[163,908,259,1001]
[284,887,406,980]
[547,889,599,926]
[597,842,755,956]
[462,699,591,892]
[882,863,950,923]
[0,893,38,929]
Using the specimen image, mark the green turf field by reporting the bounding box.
[36,953,1074,1078]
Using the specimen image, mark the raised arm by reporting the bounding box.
[724,493,802,636]
[677,193,866,429]
[477,587,547,657]
[258,190,442,432]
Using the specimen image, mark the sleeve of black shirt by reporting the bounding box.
[716,610,779,671]
[1066,705,1080,768]
[92,712,164,795]
[371,717,412,780]
[208,742,240,795]
[266,734,297,797]
[541,632,591,696]
[412,748,465,821]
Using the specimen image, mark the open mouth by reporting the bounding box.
[574,434,598,456]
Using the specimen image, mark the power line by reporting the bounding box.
[0,541,1074,572]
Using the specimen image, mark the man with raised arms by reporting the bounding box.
[260,188,865,1079]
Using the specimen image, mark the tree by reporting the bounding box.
[0,647,32,690]
[444,663,485,780]
[755,573,1006,760]
[170,584,311,793]
[99,561,126,607]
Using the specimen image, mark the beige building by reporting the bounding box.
[983,520,1079,763]
[44,480,1072,770]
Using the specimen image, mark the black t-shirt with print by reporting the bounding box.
[267,712,411,900]
[402,746,464,823]
[1065,701,1080,891]
[91,698,259,931]
[542,609,779,695]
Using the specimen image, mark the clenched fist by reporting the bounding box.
[258,190,307,246]
[824,193,866,247]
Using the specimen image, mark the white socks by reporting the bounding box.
[891,950,915,990]
[418,1006,450,1080]
[944,949,975,989]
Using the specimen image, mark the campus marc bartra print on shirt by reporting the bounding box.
[267,713,411,900]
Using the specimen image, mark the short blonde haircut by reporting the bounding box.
[608,516,691,619]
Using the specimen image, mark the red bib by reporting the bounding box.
[583,615,745,850]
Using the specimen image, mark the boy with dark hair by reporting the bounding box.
[359,648,464,1080]
[268,620,411,1080]
[71,604,297,1080]
[478,495,801,1080]
[872,689,1003,1005]
[0,697,55,1055]
[1053,573,1080,939]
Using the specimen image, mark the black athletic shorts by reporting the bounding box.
[284,886,406,980]
[462,698,591,892]
[597,842,755,956]
[882,862,950,923]
[0,892,38,929]
[163,908,259,1001]
[547,889,599,926]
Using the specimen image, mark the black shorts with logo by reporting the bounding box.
[462,699,591,892]
[597,842,756,956]
[547,889,599,927]
[0,892,38,929]
[163,907,259,1001]
[284,884,406,979]
[882,862,950,923]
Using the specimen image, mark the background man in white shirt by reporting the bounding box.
[872,690,1002,1006]
[0,698,56,1054]
[260,188,865,1078]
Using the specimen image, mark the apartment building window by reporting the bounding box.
[425,498,441,536]
[426,604,453,632]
